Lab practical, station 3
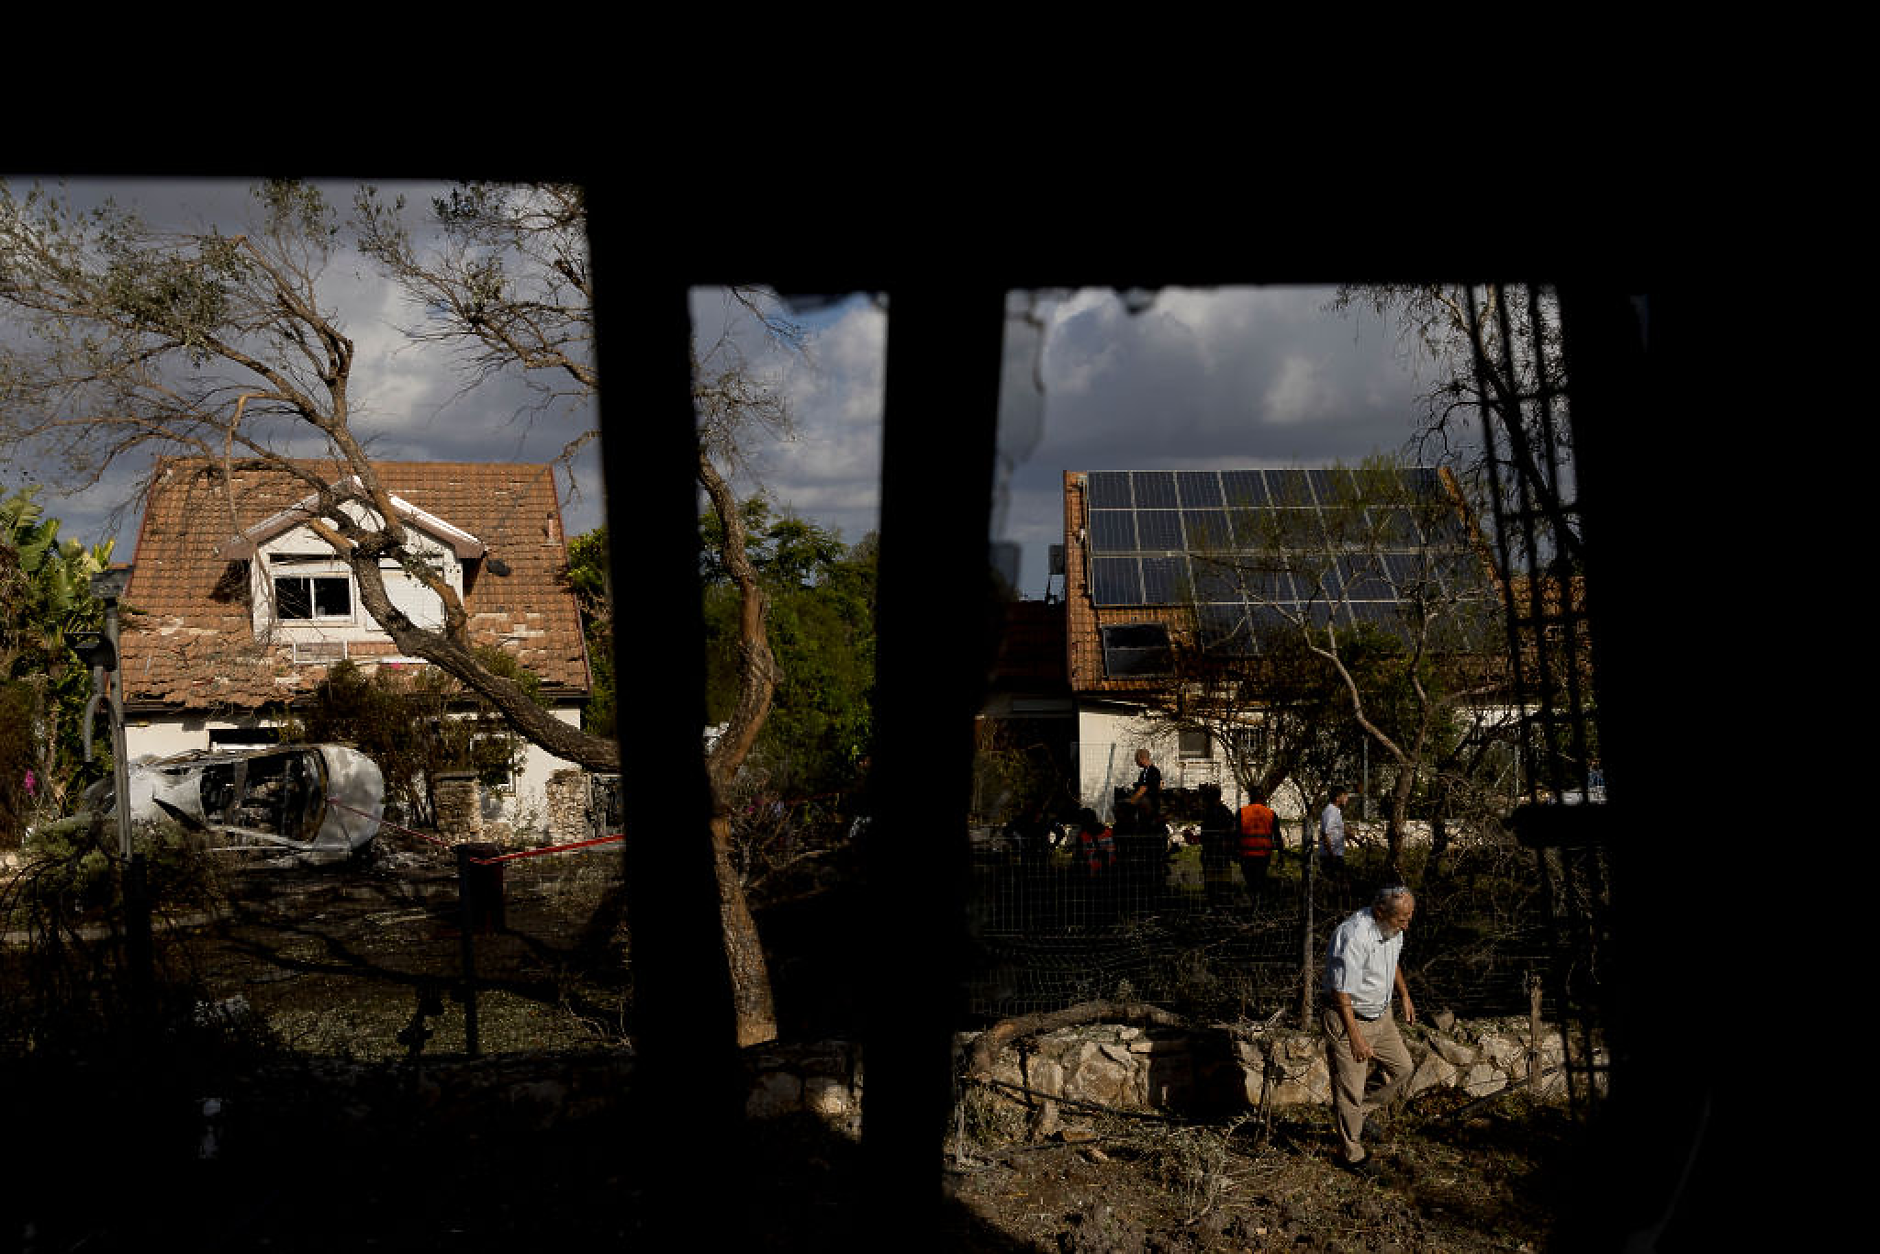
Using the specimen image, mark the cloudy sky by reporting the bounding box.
[2,177,1449,597]
[699,285,1443,600]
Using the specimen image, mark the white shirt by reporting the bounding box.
[1323,907,1403,1020]
[1319,802,1346,858]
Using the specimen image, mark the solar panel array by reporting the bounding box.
[1083,467,1480,656]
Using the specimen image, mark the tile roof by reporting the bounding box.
[119,458,591,712]
[1063,470,1189,698]
[987,599,1069,691]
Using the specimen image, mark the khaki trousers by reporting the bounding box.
[1321,1005,1412,1163]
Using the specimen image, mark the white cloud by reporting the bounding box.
[730,296,887,543]
[992,285,1435,594]
[1263,352,1329,425]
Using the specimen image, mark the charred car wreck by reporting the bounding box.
[84,743,385,864]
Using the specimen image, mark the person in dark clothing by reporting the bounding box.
[1003,799,1056,920]
[1003,799,1055,862]
[1196,782,1237,906]
[1124,748,1162,828]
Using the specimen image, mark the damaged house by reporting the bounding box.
[115,457,594,840]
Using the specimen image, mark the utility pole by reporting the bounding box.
[79,566,150,1029]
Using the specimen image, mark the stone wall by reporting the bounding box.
[735,1013,1601,1137]
[431,772,482,842]
[238,1016,1598,1147]
[963,1013,1604,1123]
[544,769,590,845]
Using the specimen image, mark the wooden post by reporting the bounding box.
[1300,819,1317,1026]
[1527,970,1543,1091]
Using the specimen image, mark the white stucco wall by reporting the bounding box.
[123,716,260,763]
[489,706,585,835]
[1075,706,1183,821]
[123,703,586,841]
[1074,704,1314,825]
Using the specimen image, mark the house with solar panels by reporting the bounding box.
[1060,464,1497,825]
[114,457,594,838]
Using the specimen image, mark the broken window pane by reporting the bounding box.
[274,577,312,619]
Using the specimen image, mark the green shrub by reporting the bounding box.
[288,653,528,826]
[9,813,226,930]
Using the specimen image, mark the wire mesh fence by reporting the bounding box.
[961,827,1556,1027]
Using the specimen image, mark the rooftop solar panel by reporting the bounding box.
[1091,556,1141,605]
[1089,510,1136,553]
[1135,509,1184,551]
[1088,471,1133,509]
[1176,470,1223,508]
[1221,469,1268,506]
[1265,469,1314,507]
[1081,466,1482,654]
[1140,555,1189,604]
[1133,471,1178,509]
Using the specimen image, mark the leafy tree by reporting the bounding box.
[1160,621,1354,822]
[0,485,114,838]
[1327,284,1575,563]
[1186,457,1506,874]
[286,653,528,829]
[358,183,801,1045]
[1330,286,1597,810]
[563,527,614,740]
[702,502,876,800]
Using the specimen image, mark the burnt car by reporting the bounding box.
[83,743,385,864]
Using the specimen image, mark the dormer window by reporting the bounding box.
[219,478,484,644]
[273,573,352,621]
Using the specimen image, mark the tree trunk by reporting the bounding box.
[965,999,1185,1079]
[712,811,778,1047]
[695,448,781,1047]
[1428,780,1451,879]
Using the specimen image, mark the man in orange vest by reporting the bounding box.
[1236,786,1280,909]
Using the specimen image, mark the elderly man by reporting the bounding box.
[1322,883,1417,1178]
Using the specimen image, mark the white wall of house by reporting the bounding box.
[1074,705,1196,820]
[1074,704,1315,824]
[487,705,585,835]
[1071,699,1532,840]
[123,716,262,763]
[122,702,586,841]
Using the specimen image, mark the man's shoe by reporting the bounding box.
[1337,1154,1381,1181]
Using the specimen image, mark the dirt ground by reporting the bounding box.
[4,847,1585,1251]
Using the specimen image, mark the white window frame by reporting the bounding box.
[1178,727,1213,760]
[269,567,356,626]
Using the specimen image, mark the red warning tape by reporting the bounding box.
[467,834,623,863]
[326,796,453,848]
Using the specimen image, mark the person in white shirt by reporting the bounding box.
[1319,787,1352,898]
[1321,883,1416,1177]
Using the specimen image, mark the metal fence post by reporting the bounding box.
[457,843,479,1057]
